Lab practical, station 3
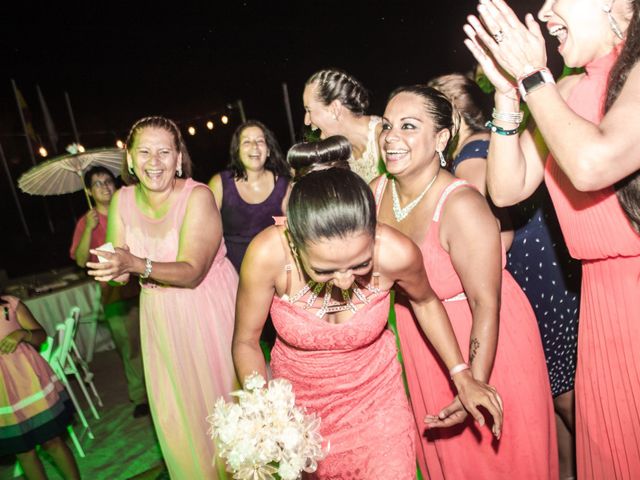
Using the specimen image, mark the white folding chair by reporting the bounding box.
[55,307,101,420]
[45,307,97,447]
[69,328,103,409]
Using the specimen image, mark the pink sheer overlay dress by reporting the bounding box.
[118,178,238,479]
[375,178,557,479]
[269,226,416,479]
[545,47,640,479]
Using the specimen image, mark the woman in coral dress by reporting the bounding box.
[375,86,556,479]
[88,116,238,479]
[466,0,640,477]
[233,137,503,479]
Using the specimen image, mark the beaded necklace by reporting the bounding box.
[391,170,438,222]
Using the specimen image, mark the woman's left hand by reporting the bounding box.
[86,245,137,283]
[0,330,27,354]
[429,371,503,438]
[466,0,548,79]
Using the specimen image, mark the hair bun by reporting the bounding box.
[287,136,352,181]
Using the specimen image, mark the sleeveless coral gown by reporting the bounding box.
[545,48,640,479]
[119,179,238,479]
[269,235,416,479]
[376,178,557,479]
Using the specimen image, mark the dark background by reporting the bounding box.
[1,0,553,278]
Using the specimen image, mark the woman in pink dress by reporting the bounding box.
[232,136,503,479]
[465,0,640,478]
[87,116,238,479]
[375,86,557,479]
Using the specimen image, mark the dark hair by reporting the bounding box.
[287,135,352,182]
[428,73,492,134]
[123,116,193,184]
[605,0,640,232]
[306,68,370,116]
[388,85,460,166]
[84,165,117,189]
[228,120,290,181]
[286,168,376,249]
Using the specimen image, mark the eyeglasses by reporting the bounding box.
[91,179,115,189]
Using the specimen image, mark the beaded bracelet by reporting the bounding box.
[491,108,524,125]
[485,120,519,136]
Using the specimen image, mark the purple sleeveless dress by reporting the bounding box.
[220,170,289,272]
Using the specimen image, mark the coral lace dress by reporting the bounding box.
[269,226,416,479]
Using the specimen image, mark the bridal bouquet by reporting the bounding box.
[208,372,327,480]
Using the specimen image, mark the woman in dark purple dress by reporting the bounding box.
[209,120,291,273]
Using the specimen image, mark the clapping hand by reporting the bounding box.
[86,245,134,283]
[463,0,548,96]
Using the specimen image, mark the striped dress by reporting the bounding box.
[0,295,74,455]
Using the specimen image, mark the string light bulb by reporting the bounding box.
[221,115,229,125]
[116,140,124,149]
[188,126,196,136]
[206,120,214,130]
[77,144,86,152]
[38,146,48,157]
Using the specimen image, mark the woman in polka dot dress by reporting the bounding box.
[430,73,580,478]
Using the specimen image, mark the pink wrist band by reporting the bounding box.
[449,363,470,379]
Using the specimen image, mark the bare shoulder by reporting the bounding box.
[189,181,216,200]
[208,172,222,190]
[440,185,494,227]
[243,225,287,273]
[376,223,420,274]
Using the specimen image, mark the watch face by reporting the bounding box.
[521,71,545,91]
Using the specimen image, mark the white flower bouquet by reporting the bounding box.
[208,372,327,480]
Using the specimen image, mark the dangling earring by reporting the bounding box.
[602,2,624,39]
[177,163,183,177]
[438,150,447,168]
[127,162,135,176]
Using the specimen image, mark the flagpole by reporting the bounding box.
[11,79,36,166]
[37,85,59,154]
[11,79,55,233]
[64,91,81,144]
[281,83,296,145]
[0,142,31,241]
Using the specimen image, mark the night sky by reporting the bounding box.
[1,0,545,276]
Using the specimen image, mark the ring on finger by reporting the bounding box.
[493,30,505,43]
